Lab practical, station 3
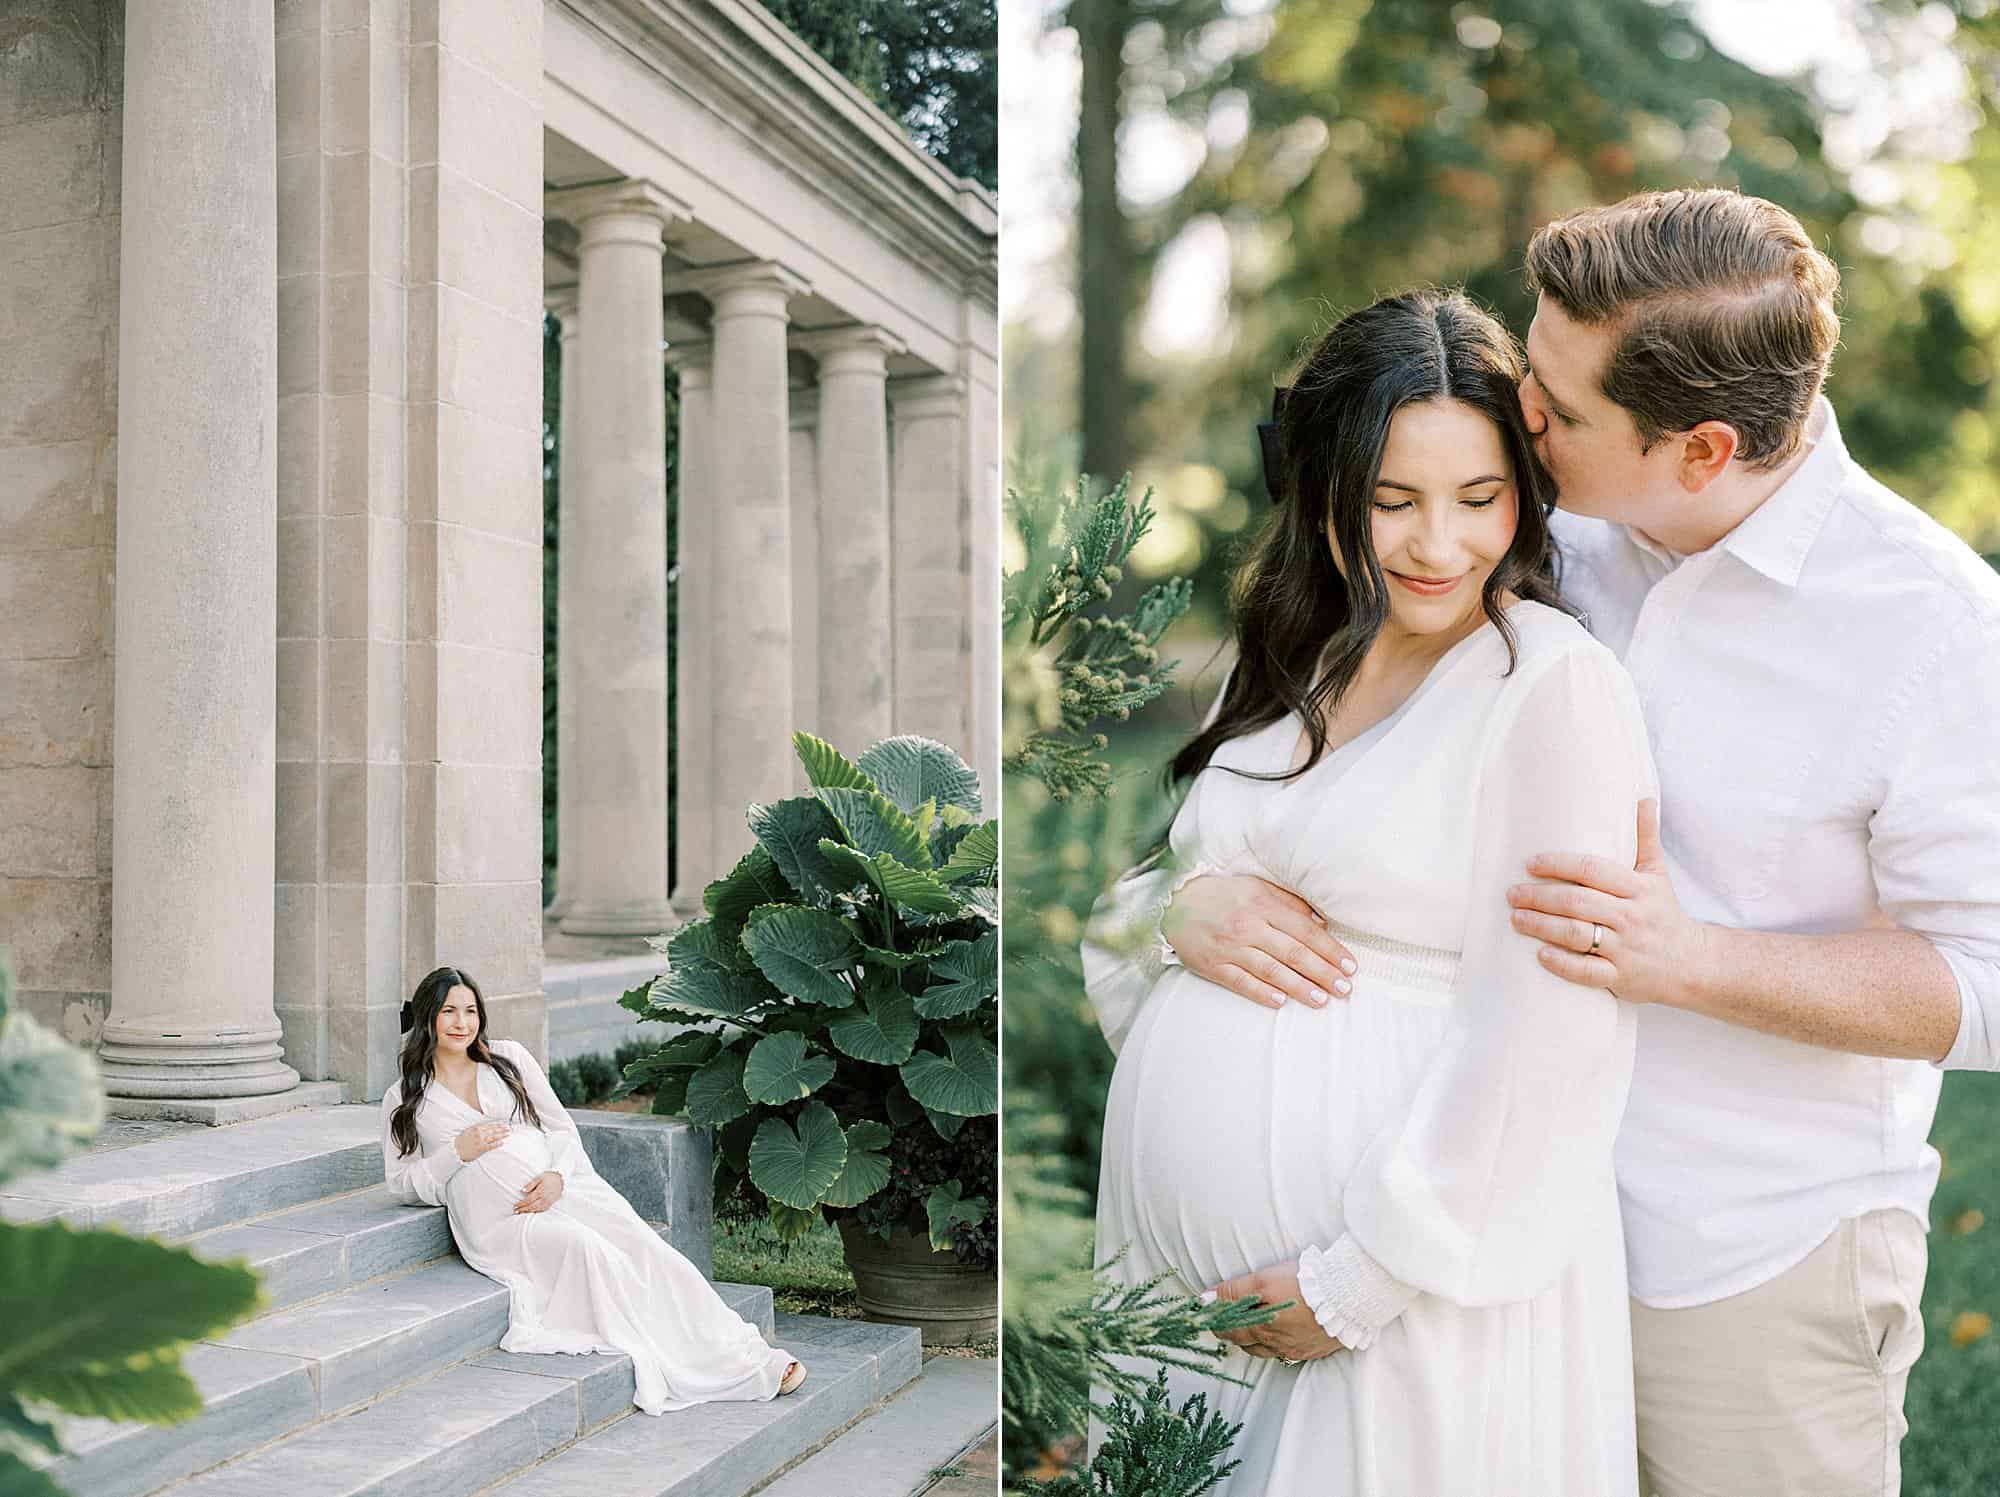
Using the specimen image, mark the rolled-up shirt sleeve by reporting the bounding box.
[1870,614,2000,1071]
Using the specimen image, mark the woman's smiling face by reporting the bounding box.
[1334,397,1520,640]
[434,984,480,1055]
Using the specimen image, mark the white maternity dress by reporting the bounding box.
[1085,601,1655,1495]
[381,1037,793,1413]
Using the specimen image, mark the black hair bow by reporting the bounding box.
[1258,386,1290,504]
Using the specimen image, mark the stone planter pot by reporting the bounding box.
[837,1217,997,1345]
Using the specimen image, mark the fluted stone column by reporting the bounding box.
[800,327,903,758]
[550,182,686,938]
[887,375,973,758]
[692,263,808,868]
[545,290,581,921]
[666,343,715,917]
[100,1,297,1099]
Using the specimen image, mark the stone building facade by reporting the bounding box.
[0,0,998,1111]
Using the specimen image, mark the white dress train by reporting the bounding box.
[381,1037,793,1413]
[1085,601,1655,1496]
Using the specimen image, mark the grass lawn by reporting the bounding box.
[1905,1072,2000,1494]
[712,1211,859,1320]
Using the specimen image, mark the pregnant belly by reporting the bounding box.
[1104,967,1449,1288]
[462,1123,553,1202]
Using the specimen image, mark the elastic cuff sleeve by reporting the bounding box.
[1297,1234,1420,1351]
[1156,860,1225,969]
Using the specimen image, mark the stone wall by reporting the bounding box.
[276,0,549,1096]
[0,1,121,1045]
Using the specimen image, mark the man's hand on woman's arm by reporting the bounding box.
[1162,874,1358,1009]
[1509,799,1964,1062]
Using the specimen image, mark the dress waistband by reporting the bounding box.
[1330,920,1460,998]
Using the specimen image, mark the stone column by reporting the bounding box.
[100,1,297,1098]
[544,290,581,921]
[799,327,904,759]
[666,343,714,917]
[549,183,685,938]
[886,375,973,760]
[691,263,808,869]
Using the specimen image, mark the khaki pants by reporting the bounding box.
[1631,1209,1928,1497]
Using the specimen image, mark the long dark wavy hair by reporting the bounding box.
[1170,288,1568,787]
[388,966,542,1158]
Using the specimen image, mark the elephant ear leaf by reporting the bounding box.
[857,736,981,818]
[792,732,877,793]
[741,1032,836,1104]
[743,906,860,1009]
[748,797,849,907]
[898,1025,997,1117]
[924,1177,989,1252]
[0,1221,263,1419]
[684,1049,753,1126]
[816,842,962,916]
[915,931,996,1020]
[827,985,921,1065]
[938,820,997,884]
[814,786,931,869]
[703,846,797,942]
[820,1119,894,1209]
[747,1101,847,1210]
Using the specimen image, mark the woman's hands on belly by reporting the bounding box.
[1206,1258,1345,1362]
[513,1171,564,1214]
[461,1121,554,1200]
[1164,873,1357,1010]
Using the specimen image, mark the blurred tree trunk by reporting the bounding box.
[1076,0,1130,483]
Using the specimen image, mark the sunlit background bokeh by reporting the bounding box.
[999,4,2000,1489]
[1004,0,2000,657]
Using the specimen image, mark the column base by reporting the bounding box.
[558,903,678,939]
[105,1079,348,1125]
[97,1021,300,1100]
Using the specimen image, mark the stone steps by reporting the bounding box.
[480,1314,922,1497]
[49,1238,775,1497]
[19,1102,934,1497]
[0,1105,381,1234]
[752,1356,997,1497]
[182,1184,454,1311]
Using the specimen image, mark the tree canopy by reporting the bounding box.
[764,0,998,190]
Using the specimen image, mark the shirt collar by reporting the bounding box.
[1712,396,1848,589]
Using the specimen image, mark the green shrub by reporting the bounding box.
[619,732,1000,1270]
[575,1051,618,1103]
[1001,477,1269,1492]
[546,1057,585,1107]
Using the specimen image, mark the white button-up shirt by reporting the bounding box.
[1552,398,2000,1307]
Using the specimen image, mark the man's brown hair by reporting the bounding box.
[1525,188,1840,470]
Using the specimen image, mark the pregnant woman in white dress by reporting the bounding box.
[381,966,803,1413]
[1085,290,1655,1495]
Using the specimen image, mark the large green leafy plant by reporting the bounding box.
[0,952,264,1497]
[618,733,999,1263]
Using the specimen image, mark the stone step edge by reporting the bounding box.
[468,1319,924,1497]
[134,1282,779,1497]
[740,1368,996,1497]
